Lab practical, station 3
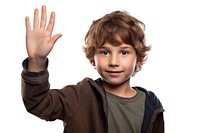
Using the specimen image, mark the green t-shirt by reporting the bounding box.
[106,88,146,133]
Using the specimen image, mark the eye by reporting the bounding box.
[100,50,110,56]
[121,50,129,55]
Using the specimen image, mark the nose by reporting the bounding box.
[108,54,120,67]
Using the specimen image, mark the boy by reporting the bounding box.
[21,5,164,133]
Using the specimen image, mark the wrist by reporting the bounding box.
[27,58,47,72]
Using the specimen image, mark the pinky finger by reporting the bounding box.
[25,17,31,33]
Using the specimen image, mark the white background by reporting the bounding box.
[0,0,200,132]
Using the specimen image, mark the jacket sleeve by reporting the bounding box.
[21,58,65,121]
[137,87,165,133]
[151,112,164,133]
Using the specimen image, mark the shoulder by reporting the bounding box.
[74,78,104,92]
[76,77,99,88]
[135,86,163,110]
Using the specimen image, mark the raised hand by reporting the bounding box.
[25,5,62,71]
[25,5,62,60]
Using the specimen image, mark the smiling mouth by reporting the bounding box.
[106,70,122,73]
[106,70,123,76]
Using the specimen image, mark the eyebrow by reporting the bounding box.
[98,45,133,49]
[119,46,133,49]
[119,44,133,48]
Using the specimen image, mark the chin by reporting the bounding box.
[102,77,130,86]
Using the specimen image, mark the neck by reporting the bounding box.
[102,78,137,98]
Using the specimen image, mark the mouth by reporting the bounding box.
[106,70,123,77]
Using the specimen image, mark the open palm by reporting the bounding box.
[25,5,62,60]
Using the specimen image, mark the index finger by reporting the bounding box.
[46,11,55,33]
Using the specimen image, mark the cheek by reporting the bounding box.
[96,60,107,69]
[122,57,137,68]
[93,55,99,66]
[94,55,105,68]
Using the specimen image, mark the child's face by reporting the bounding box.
[93,42,138,86]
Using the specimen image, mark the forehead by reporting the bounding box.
[97,34,130,47]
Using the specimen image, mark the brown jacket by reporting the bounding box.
[21,59,164,133]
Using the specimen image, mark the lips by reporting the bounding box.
[106,70,123,77]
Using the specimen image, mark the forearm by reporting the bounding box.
[21,58,65,121]
[21,58,50,116]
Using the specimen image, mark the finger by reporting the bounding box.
[40,5,47,29]
[25,16,31,33]
[46,11,55,33]
[33,8,39,29]
[49,34,62,45]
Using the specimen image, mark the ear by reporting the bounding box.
[136,57,143,67]
[136,61,142,67]
[90,60,96,66]
[135,60,142,72]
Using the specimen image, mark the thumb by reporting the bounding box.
[50,34,62,45]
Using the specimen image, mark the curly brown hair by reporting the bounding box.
[84,10,151,70]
